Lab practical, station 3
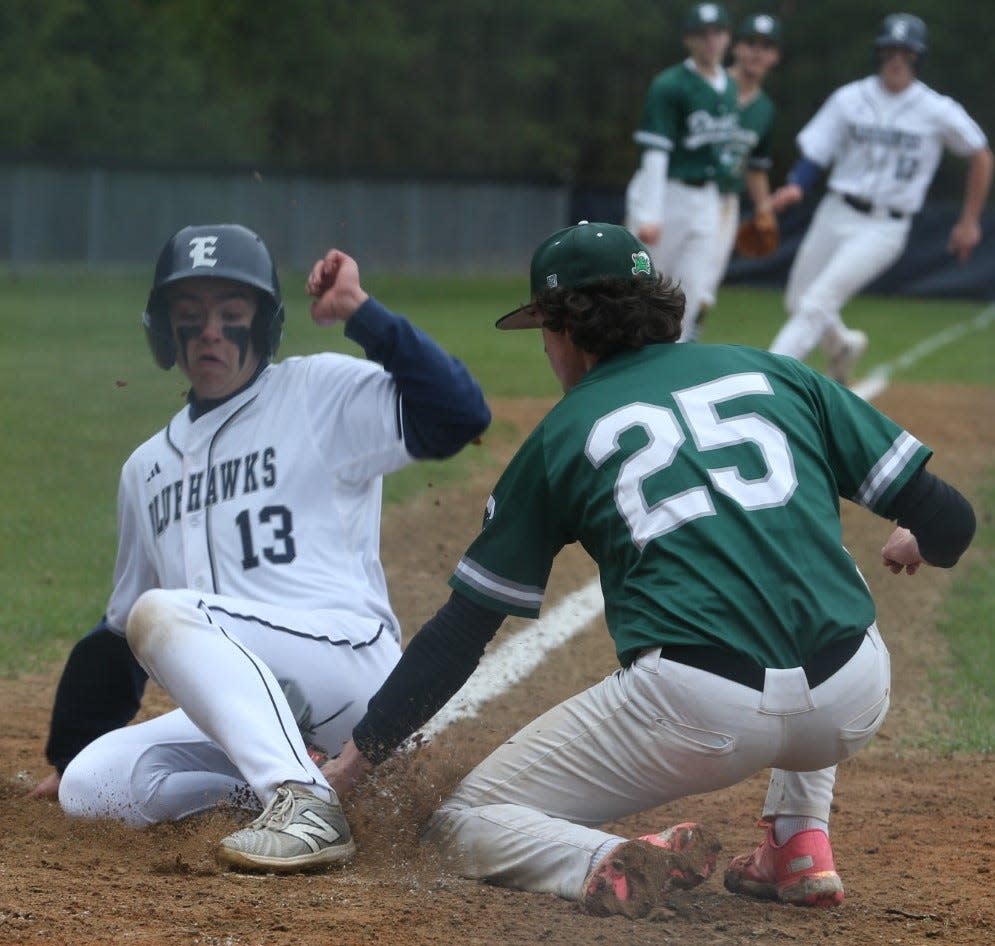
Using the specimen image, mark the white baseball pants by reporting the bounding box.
[770,193,910,360]
[423,625,889,903]
[59,589,401,826]
[636,180,724,342]
[701,192,741,310]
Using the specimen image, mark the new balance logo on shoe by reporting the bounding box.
[283,810,343,853]
[216,782,356,873]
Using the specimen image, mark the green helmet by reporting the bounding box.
[683,3,731,34]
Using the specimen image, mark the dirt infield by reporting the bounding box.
[2,386,993,946]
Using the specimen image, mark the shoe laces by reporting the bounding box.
[250,785,297,830]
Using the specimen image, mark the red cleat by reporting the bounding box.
[724,823,844,907]
[581,822,721,918]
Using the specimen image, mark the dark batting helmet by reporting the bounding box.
[142,223,285,370]
[874,13,928,59]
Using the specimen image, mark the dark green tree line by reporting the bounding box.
[1,0,990,197]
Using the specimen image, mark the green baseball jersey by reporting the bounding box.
[721,89,777,194]
[634,62,741,191]
[450,344,930,669]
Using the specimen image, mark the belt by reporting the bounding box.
[679,178,710,188]
[655,633,866,691]
[840,193,907,220]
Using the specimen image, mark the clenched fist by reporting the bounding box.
[306,249,370,325]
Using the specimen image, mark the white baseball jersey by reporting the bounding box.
[106,353,411,642]
[797,76,987,214]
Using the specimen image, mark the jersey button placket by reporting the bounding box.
[181,451,211,591]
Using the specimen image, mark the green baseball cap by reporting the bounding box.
[684,3,731,34]
[497,221,656,330]
[736,13,782,46]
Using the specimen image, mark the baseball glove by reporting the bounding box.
[734,213,779,258]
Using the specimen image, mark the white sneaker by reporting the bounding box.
[828,329,868,385]
[217,782,356,872]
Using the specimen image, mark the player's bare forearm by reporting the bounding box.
[307,249,370,324]
[745,170,773,218]
[948,147,993,262]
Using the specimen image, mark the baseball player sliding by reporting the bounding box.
[322,221,976,917]
[768,13,993,384]
[56,224,490,872]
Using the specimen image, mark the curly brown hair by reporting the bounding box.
[532,275,685,359]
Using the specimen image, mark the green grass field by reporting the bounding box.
[1,269,992,750]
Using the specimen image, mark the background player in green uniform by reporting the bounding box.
[624,3,741,342]
[323,222,975,917]
[699,13,782,336]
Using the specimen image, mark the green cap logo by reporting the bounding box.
[631,251,652,276]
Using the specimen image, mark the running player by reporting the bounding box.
[623,3,741,342]
[321,221,976,916]
[54,224,490,872]
[768,13,992,383]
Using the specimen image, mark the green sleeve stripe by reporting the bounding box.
[856,431,926,508]
[634,131,673,151]
[453,557,545,611]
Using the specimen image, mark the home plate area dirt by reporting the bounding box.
[2,386,993,946]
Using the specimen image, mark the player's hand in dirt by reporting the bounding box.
[881,526,924,575]
[26,770,61,800]
[321,739,374,798]
[306,249,370,325]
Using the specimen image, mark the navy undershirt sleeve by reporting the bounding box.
[45,617,148,773]
[786,156,824,194]
[345,298,491,459]
[353,591,506,764]
[884,466,976,568]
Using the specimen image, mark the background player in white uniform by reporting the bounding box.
[699,13,782,332]
[768,14,993,383]
[624,3,740,342]
[320,222,976,916]
[56,224,490,873]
